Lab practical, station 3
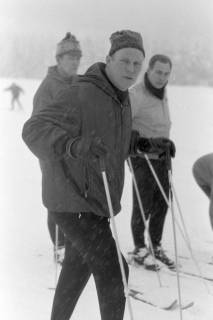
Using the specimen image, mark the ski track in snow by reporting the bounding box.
[0,77,213,319]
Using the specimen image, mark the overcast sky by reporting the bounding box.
[0,0,213,49]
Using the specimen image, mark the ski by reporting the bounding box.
[127,255,195,310]
[129,287,194,310]
[127,251,159,270]
[128,250,213,281]
[175,253,213,266]
[158,254,213,281]
[129,287,177,310]
[165,260,213,281]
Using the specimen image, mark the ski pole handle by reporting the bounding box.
[165,149,172,171]
[99,157,106,172]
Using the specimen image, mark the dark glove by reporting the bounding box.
[137,137,176,158]
[165,139,176,158]
[129,130,140,154]
[151,138,176,158]
[130,131,165,155]
[67,136,108,159]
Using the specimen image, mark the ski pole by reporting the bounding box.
[130,153,183,318]
[167,154,183,320]
[100,159,135,320]
[127,157,162,287]
[138,152,183,317]
[144,153,191,243]
[144,153,210,293]
[144,153,170,206]
[170,176,210,294]
[143,153,191,245]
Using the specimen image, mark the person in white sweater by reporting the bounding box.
[129,54,176,270]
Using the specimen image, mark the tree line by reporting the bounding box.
[0,32,213,86]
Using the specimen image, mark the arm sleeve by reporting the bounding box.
[32,80,54,115]
[22,91,81,161]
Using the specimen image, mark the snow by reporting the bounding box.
[0,77,213,319]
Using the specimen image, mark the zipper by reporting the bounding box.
[120,103,125,155]
[84,164,89,198]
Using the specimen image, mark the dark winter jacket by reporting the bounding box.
[22,62,133,217]
[33,65,76,114]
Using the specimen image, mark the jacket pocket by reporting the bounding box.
[86,161,121,216]
[61,157,89,197]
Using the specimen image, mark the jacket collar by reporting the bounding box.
[47,65,75,83]
[78,62,129,106]
[144,72,166,100]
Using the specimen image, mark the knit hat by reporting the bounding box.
[109,30,145,57]
[56,32,82,58]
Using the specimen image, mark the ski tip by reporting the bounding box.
[180,301,194,310]
[129,288,178,310]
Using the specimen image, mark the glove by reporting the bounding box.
[165,138,176,158]
[130,131,166,155]
[151,138,176,158]
[137,137,176,158]
[67,136,108,159]
[129,130,140,154]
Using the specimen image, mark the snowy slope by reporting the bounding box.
[0,77,213,319]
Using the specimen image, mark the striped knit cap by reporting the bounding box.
[56,32,82,58]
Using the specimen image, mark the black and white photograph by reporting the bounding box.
[0,0,213,319]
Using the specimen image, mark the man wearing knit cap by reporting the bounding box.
[33,32,82,264]
[23,30,171,320]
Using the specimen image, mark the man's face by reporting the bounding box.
[106,48,144,91]
[58,53,81,77]
[147,61,171,89]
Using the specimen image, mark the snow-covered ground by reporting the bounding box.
[0,77,213,319]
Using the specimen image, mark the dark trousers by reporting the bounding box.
[47,211,65,247]
[131,156,169,248]
[50,211,129,320]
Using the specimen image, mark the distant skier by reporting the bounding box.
[4,82,24,110]
[33,32,82,264]
[192,153,213,253]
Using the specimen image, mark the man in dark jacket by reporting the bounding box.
[33,32,82,263]
[22,30,170,320]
